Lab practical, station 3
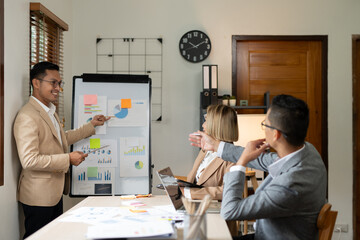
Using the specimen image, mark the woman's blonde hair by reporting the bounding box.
[205,104,238,143]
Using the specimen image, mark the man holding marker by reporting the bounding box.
[13,62,110,239]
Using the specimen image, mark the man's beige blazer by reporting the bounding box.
[187,150,235,200]
[13,97,95,206]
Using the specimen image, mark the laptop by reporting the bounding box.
[156,167,221,213]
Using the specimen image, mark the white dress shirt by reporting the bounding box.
[184,151,218,199]
[267,145,305,178]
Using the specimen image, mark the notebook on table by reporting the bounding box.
[156,167,221,213]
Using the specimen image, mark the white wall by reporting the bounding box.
[0,1,28,239]
[0,0,358,239]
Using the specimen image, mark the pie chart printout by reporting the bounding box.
[135,161,144,169]
[108,99,147,127]
[114,104,128,119]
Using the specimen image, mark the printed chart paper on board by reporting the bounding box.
[78,95,107,134]
[72,138,117,195]
[107,99,147,127]
[119,137,148,177]
[73,138,117,168]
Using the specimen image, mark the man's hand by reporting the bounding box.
[237,138,269,166]
[188,131,220,152]
[90,115,110,127]
[69,151,88,166]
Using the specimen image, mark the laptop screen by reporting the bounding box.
[157,167,184,211]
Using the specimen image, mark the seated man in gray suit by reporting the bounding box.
[189,95,327,240]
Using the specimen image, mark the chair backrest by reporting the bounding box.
[317,203,338,240]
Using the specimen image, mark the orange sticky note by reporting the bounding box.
[121,99,131,109]
[84,95,97,105]
[129,209,147,213]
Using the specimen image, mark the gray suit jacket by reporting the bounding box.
[220,142,327,240]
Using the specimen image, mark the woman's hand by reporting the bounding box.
[189,131,220,152]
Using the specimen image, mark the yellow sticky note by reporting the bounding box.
[84,95,97,105]
[87,167,98,178]
[90,138,100,149]
[121,99,132,109]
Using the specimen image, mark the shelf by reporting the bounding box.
[232,106,267,110]
[200,91,270,130]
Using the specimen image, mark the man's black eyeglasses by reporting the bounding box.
[37,78,64,88]
[261,120,288,138]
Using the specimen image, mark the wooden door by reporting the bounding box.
[232,36,328,166]
[352,35,360,240]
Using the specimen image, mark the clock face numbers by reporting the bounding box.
[179,30,211,63]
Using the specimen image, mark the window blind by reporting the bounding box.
[30,3,68,127]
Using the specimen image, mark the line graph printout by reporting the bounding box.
[119,137,148,177]
[78,95,107,134]
[73,138,117,168]
[107,99,147,127]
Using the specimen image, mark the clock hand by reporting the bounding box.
[195,41,206,47]
[184,46,196,51]
[189,42,197,48]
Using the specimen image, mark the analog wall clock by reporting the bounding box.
[179,30,211,63]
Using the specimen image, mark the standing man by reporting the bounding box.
[189,95,327,239]
[14,62,109,239]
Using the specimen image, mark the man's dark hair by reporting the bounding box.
[268,94,309,146]
[30,61,59,88]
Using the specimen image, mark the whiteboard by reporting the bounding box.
[70,73,151,196]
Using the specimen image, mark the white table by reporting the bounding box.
[26,195,232,240]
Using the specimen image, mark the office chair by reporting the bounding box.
[317,203,338,240]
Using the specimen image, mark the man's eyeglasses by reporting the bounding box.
[37,78,64,88]
[261,120,288,138]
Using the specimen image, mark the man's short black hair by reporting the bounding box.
[30,61,59,88]
[268,94,309,146]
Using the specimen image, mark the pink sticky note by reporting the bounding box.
[84,95,97,105]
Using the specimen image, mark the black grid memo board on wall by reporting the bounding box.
[96,38,163,121]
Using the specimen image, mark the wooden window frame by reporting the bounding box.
[30,3,68,126]
[0,0,4,186]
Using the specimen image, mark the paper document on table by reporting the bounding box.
[59,207,129,224]
[87,220,174,239]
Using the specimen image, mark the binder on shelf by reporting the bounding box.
[210,65,218,105]
[202,65,211,108]
[202,64,218,108]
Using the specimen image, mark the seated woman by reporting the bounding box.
[184,104,238,200]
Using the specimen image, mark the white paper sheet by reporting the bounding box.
[78,95,107,134]
[119,137,148,177]
[87,220,173,239]
[73,138,117,168]
[107,99,147,127]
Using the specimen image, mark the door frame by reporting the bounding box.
[352,35,360,240]
[232,35,328,170]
